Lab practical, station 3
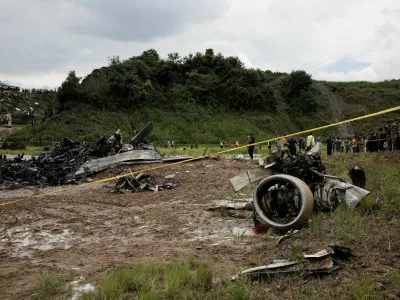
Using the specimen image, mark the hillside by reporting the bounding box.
[3,49,400,144]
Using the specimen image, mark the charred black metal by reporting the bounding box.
[0,124,157,189]
[0,137,92,187]
[270,153,325,188]
[111,172,176,193]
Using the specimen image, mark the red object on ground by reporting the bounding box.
[235,204,249,211]
[211,156,220,161]
[252,225,269,234]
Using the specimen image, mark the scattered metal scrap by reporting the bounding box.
[111,172,176,193]
[231,245,352,281]
[231,261,301,281]
[277,229,300,245]
[230,142,370,231]
[304,245,352,275]
[0,123,161,188]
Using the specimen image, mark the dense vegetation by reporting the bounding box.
[58,49,323,116]
[4,49,400,144]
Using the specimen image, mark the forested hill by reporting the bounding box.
[8,49,400,143]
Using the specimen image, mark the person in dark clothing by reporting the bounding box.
[247,134,255,159]
[385,121,393,151]
[378,128,386,151]
[327,137,333,156]
[395,134,400,150]
[288,138,297,155]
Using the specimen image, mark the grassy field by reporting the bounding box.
[0,145,49,156]
[0,142,329,158]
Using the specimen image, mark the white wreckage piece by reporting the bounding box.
[313,180,370,211]
[231,261,300,281]
[73,150,162,177]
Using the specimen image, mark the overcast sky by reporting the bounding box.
[1,0,400,88]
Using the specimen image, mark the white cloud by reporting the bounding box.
[314,66,379,82]
[1,0,400,88]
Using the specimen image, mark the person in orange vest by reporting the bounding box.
[235,140,239,148]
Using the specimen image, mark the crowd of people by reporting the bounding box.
[326,119,400,155]
[157,119,400,161]
[242,119,400,160]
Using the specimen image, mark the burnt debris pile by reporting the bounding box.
[0,123,160,189]
[0,137,91,187]
[111,172,176,193]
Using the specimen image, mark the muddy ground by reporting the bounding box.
[0,157,399,299]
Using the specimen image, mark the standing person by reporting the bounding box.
[298,137,304,150]
[267,141,272,153]
[247,134,255,159]
[346,139,352,153]
[327,137,333,156]
[306,132,315,150]
[378,128,386,151]
[385,121,393,151]
[235,140,239,148]
[365,133,373,152]
[363,136,367,152]
[281,136,289,157]
[395,133,400,150]
[276,138,282,156]
[288,137,297,155]
[335,137,341,154]
[351,136,357,153]
[220,140,224,149]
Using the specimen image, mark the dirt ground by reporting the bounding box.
[0,159,260,299]
[0,157,399,299]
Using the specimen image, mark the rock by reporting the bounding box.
[372,282,384,291]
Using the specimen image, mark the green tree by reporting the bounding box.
[58,71,82,109]
[223,68,276,111]
[282,70,312,100]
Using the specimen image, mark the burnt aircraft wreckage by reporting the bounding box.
[0,123,162,188]
[230,143,370,231]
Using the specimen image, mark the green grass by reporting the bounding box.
[37,270,62,299]
[4,101,336,145]
[93,258,400,300]
[80,292,93,300]
[350,275,384,300]
[0,145,49,156]
[94,257,252,300]
[331,205,363,246]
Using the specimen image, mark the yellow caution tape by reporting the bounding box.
[1,105,399,208]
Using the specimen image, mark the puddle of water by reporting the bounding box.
[69,277,95,300]
[211,200,249,210]
[2,227,76,257]
[232,227,255,237]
